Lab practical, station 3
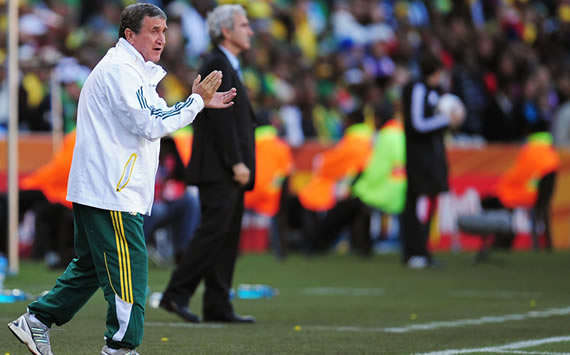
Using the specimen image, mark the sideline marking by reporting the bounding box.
[145,307,570,334]
[301,307,570,334]
[417,335,570,354]
[384,307,570,333]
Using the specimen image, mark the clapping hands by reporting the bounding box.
[192,71,236,109]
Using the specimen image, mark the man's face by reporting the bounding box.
[127,16,167,63]
[225,13,253,53]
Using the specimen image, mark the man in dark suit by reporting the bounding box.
[159,4,257,323]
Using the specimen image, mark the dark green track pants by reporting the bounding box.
[28,203,147,349]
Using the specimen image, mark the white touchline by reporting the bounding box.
[384,307,570,333]
[416,335,570,355]
[485,351,569,354]
[300,306,570,334]
[489,351,570,354]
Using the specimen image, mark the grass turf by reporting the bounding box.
[1,251,570,354]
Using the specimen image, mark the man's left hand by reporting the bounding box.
[207,88,237,109]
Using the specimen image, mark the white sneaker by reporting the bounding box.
[8,312,53,355]
[101,345,140,355]
[407,256,428,269]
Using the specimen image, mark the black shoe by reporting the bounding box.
[204,313,255,323]
[159,298,200,323]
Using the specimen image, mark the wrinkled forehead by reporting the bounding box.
[142,15,168,31]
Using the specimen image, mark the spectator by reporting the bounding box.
[553,102,570,147]
[311,101,406,255]
[243,118,293,257]
[4,0,569,142]
[295,107,374,250]
[0,130,76,264]
[144,136,201,265]
[479,121,560,249]
[20,130,76,268]
[0,66,30,133]
[451,47,488,136]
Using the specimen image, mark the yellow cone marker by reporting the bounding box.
[161,337,169,342]
[410,313,418,320]
[294,325,302,331]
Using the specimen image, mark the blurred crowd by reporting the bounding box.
[1,0,570,145]
[0,0,566,266]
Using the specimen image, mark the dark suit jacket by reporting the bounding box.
[186,47,257,190]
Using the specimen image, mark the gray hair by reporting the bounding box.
[119,3,167,39]
[207,5,247,45]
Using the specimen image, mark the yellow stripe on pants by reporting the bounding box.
[110,211,130,303]
[117,212,133,304]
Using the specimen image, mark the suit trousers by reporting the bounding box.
[162,181,244,318]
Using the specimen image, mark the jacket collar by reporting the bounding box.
[114,38,167,85]
[218,45,240,72]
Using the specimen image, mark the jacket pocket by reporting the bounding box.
[116,153,137,192]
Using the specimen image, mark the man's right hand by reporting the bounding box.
[192,71,223,106]
[232,162,250,186]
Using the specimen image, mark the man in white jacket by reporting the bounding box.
[8,3,235,355]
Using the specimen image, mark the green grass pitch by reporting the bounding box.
[1,251,570,354]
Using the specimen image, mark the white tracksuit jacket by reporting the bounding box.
[67,38,204,215]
